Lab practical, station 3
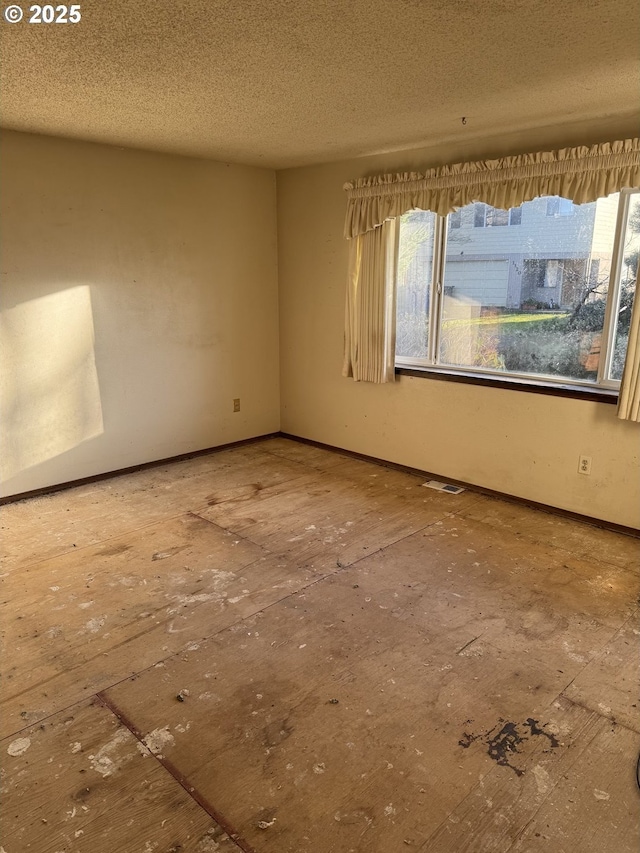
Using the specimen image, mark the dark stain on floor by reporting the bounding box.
[459,717,559,776]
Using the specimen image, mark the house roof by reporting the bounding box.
[1,0,638,168]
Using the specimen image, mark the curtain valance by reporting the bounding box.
[343,138,640,238]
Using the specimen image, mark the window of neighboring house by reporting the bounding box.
[522,258,581,290]
[546,196,575,216]
[449,209,462,229]
[395,190,639,390]
[508,206,523,225]
[474,203,522,227]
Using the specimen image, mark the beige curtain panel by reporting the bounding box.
[343,138,640,238]
[342,138,640,403]
[343,219,397,383]
[618,292,640,422]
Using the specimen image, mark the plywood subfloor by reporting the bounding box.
[1,436,639,852]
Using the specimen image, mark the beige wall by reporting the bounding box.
[1,131,280,496]
[277,121,640,529]
[3,122,638,526]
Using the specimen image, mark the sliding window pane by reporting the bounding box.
[609,193,639,380]
[396,210,437,359]
[439,194,620,381]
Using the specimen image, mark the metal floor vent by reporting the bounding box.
[422,480,465,494]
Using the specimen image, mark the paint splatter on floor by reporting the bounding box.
[7,737,31,757]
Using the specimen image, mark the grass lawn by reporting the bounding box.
[442,312,564,329]
[439,310,596,377]
[396,309,600,379]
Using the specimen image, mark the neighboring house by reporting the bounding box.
[398,195,619,313]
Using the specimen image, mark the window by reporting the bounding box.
[521,258,585,292]
[395,191,639,390]
[546,196,575,216]
[509,206,523,226]
[449,209,462,229]
[473,203,522,227]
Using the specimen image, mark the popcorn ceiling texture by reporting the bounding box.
[1,0,638,168]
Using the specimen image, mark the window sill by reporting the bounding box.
[395,365,619,404]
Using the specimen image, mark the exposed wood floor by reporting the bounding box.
[1,436,639,852]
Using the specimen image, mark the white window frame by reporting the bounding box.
[395,189,638,393]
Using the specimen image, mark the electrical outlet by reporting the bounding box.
[233,398,241,413]
[578,455,592,475]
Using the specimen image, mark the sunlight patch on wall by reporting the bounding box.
[1,285,103,480]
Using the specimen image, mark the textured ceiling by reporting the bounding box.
[1,0,638,168]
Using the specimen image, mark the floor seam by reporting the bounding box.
[256,444,346,478]
[93,511,499,699]
[95,692,259,853]
[3,509,198,574]
[86,523,448,720]
[186,508,266,546]
[451,510,638,573]
[0,547,279,714]
[2,542,400,741]
[415,700,607,853]
[0,695,100,742]
[500,713,611,853]
[57,567,346,712]
[556,610,638,701]
[557,692,640,735]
